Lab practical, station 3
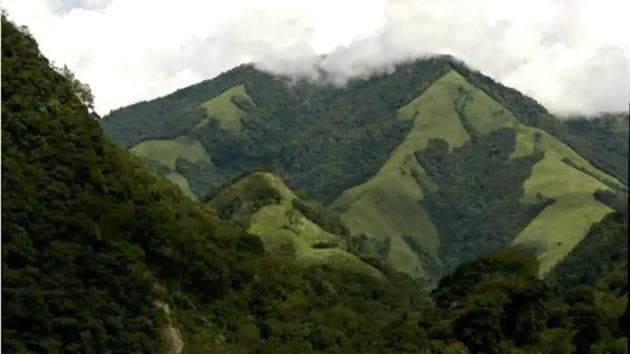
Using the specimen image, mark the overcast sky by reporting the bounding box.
[3,0,629,116]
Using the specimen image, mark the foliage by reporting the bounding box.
[547,208,627,295]
[449,60,629,185]
[564,113,629,184]
[3,15,628,354]
[102,59,455,202]
[545,189,628,350]
[56,64,96,114]
[416,128,552,272]
[207,173,283,227]
[431,250,627,354]
[2,16,263,352]
[292,198,350,237]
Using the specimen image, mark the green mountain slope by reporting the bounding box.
[102,59,453,203]
[1,16,265,352]
[563,112,629,184]
[208,172,384,280]
[3,16,627,352]
[2,16,452,353]
[101,40,627,282]
[332,69,623,279]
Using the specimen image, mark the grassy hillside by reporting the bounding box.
[547,190,627,295]
[101,40,627,282]
[5,15,628,354]
[511,126,623,275]
[333,68,623,280]
[331,70,472,281]
[103,59,454,202]
[130,135,213,200]
[199,84,253,131]
[208,172,384,280]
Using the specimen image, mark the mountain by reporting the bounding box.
[1,16,265,352]
[101,54,627,283]
[207,171,384,280]
[4,15,628,353]
[563,112,629,185]
[0,16,479,353]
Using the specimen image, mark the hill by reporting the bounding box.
[0,16,492,353]
[208,172,384,280]
[1,15,266,352]
[4,14,628,353]
[101,54,626,282]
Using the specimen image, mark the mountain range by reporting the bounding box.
[3,15,628,353]
[101,55,628,284]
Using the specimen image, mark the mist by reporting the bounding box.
[3,0,629,117]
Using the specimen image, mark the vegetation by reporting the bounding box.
[208,172,383,279]
[430,250,627,354]
[510,126,619,275]
[3,16,627,354]
[417,128,551,273]
[102,58,455,202]
[450,59,629,184]
[2,16,264,352]
[564,113,629,184]
[547,190,628,295]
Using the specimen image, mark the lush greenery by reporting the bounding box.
[103,52,628,204]
[451,60,629,184]
[3,16,627,354]
[416,128,551,272]
[431,250,627,354]
[1,16,271,352]
[564,113,629,184]
[547,189,628,295]
[103,60,457,202]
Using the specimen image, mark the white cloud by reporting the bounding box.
[3,0,629,116]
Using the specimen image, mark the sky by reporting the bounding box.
[3,0,629,117]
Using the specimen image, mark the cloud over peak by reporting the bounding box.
[3,0,629,116]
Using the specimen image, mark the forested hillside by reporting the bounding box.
[3,15,628,354]
[101,45,627,283]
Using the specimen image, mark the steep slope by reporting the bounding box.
[333,69,623,279]
[331,70,471,281]
[547,190,628,295]
[101,51,626,282]
[564,112,629,184]
[5,16,627,353]
[208,172,384,279]
[1,17,266,352]
[0,17,459,354]
[102,59,453,202]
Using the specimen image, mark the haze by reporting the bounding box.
[3,0,629,116]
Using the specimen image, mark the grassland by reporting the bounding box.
[212,172,385,279]
[198,84,253,132]
[511,126,621,276]
[164,171,197,200]
[334,69,625,280]
[130,135,211,169]
[129,135,213,201]
[332,69,528,280]
[332,70,475,280]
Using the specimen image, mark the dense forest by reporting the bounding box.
[102,54,628,203]
[417,128,552,273]
[2,15,628,354]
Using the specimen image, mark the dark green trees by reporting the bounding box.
[1,15,263,352]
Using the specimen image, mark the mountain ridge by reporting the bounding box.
[4,15,628,353]
[100,56,626,282]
